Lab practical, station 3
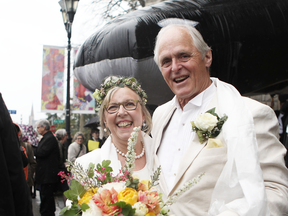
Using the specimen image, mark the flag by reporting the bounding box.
[41,46,65,113]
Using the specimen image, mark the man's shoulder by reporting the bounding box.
[153,99,174,118]
[43,131,58,144]
[242,96,273,112]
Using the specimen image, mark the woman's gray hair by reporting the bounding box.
[99,85,152,137]
[73,132,85,142]
[154,24,211,67]
[36,119,50,130]
[55,129,66,140]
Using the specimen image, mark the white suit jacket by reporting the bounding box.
[152,93,288,216]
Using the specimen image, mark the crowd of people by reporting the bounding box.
[1,21,288,216]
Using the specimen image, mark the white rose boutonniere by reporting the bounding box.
[191,108,228,143]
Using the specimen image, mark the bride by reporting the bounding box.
[75,76,153,180]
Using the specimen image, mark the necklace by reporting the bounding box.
[113,142,145,159]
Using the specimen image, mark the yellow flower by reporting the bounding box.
[78,188,98,206]
[118,188,138,206]
[145,212,156,216]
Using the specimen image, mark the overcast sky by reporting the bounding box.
[0,0,105,125]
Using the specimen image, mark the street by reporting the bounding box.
[32,191,65,216]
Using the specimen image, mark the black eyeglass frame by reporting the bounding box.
[105,100,141,114]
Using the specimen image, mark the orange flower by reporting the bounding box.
[138,190,161,215]
[138,180,151,191]
[118,188,138,206]
[92,188,120,215]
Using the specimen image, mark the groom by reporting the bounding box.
[152,23,288,215]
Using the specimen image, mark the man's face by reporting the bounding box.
[63,134,68,143]
[157,27,212,103]
[37,125,45,136]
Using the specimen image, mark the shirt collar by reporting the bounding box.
[171,79,216,110]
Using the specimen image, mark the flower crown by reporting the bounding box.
[92,76,148,108]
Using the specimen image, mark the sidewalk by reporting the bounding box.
[32,191,65,216]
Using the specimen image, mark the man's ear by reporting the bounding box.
[205,49,212,68]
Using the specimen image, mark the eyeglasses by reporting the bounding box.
[76,138,83,140]
[37,126,42,129]
[105,100,140,114]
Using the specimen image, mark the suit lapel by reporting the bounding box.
[169,135,207,195]
[154,106,176,154]
[153,105,176,196]
[169,93,219,195]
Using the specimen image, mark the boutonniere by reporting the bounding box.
[191,108,228,144]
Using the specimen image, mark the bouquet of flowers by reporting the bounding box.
[59,127,204,216]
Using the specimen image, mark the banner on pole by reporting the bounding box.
[41,46,65,113]
[72,48,95,114]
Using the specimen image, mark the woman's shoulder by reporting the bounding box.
[68,142,77,149]
[75,148,102,169]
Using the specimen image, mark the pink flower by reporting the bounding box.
[92,188,121,216]
[98,174,107,181]
[138,191,161,215]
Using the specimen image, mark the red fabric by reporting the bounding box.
[22,146,28,180]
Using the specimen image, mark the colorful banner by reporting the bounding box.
[72,48,95,113]
[72,77,95,113]
[41,46,65,113]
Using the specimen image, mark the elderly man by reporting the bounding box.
[152,23,288,216]
[35,120,59,216]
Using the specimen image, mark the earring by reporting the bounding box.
[104,128,107,132]
[142,122,146,127]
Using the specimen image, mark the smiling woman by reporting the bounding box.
[75,76,153,181]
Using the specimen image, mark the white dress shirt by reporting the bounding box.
[157,81,216,192]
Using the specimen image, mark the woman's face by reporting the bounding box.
[104,87,145,145]
[76,135,84,145]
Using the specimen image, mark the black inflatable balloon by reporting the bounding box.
[74,0,288,106]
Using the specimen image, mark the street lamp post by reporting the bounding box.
[59,0,79,144]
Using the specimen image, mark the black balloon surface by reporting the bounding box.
[74,0,288,106]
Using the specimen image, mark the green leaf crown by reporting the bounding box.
[92,76,148,108]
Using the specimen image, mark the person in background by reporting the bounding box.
[19,124,39,198]
[152,22,288,215]
[55,129,69,205]
[19,126,37,199]
[35,119,60,216]
[278,95,288,144]
[67,132,87,162]
[13,123,28,170]
[85,127,104,152]
[0,93,32,216]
